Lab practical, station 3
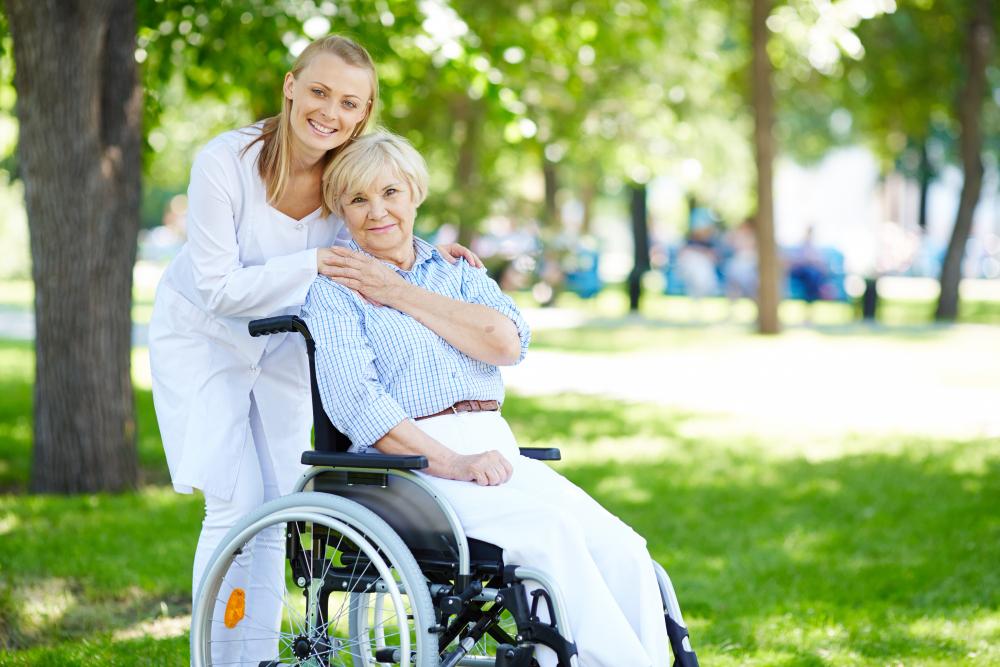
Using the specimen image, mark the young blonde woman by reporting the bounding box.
[148,36,479,664]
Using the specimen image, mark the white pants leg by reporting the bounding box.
[192,396,284,667]
[414,411,670,667]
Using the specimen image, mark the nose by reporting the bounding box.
[367,198,387,220]
[321,98,338,120]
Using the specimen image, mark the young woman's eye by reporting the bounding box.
[350,196,366,205]
[312,88,325,97]
[343,100,357,109]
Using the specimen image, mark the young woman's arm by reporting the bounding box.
[186,147,321,318]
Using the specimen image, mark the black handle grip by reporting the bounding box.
[248,315,312,340]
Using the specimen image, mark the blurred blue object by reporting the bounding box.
[661,242,849,301]
[563,246,603,298]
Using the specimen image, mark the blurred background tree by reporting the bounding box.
[0,0,996,492]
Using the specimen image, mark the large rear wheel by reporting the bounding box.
[191,492,436,667]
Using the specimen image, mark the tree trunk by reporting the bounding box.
[751,0,780,334]
[917,138,931,231]
[627,183,649,312]
[580,175,596,235]
[542,156,560,229]
[936,0,994,321]
[7,0,141,492]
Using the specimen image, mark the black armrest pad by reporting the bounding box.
[302,450,428,470]
[519,447,561,461]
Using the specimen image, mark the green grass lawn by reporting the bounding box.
[1,338,998,665]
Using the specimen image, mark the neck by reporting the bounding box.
[288,136,326,175]
[364,241,416,271]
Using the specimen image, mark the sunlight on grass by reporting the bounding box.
[1,331,999,663]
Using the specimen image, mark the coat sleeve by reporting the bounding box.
[185,147,319,318]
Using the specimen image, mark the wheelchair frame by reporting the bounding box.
[189,315,698,667]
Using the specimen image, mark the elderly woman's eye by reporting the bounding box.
[384,188,398,196]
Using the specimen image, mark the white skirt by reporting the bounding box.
[414,410,671,667]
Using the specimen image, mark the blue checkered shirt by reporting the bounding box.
[301,237,530,453]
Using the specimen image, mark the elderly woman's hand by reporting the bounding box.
[448,450,513,486]
[319,247,406,306]
[437,242,483,269]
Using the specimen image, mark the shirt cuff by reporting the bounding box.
[342,393,409,453]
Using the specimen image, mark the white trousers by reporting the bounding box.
[192,396,285,667]
[415,411,671,667]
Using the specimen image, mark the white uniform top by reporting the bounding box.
[149,125,349,499]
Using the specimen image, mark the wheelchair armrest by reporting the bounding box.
[249,315,312,340]
[519,447,561,461]
[301,450,428,470]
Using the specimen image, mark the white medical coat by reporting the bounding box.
[149,126,348,499]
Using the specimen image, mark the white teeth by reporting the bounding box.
[308,119,336,135]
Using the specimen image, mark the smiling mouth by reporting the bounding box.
[368,223,396,233]
[307,119,337,136]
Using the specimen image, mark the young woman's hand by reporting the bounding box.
[318,247,405,306]
[437,242,483,269]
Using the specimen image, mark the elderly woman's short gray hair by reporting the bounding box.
[322,130,429,217]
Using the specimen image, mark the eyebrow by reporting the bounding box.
[308,81,363,100]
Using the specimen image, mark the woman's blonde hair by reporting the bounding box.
[323,131,429,218]
[246,35,378,209]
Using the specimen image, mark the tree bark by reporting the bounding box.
[7,0,141,492]
[542,156,560,229]
[936,0,994,321]
[916,138,931,231]
[627,183,649,312]
[751,0,780,334]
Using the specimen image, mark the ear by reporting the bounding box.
[283,73,295,101]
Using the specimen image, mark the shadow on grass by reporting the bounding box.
[2,340,999,663]
[556,439,1000,664]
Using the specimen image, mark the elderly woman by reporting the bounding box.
[301,132,670,667]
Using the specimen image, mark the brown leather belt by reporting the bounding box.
[415,399,500,421]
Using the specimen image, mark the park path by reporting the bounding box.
[502,317,1000,446]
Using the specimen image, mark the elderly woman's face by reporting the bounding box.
[341,169,417,262]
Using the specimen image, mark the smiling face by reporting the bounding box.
[341,169,418,267]
[283,52,373,162]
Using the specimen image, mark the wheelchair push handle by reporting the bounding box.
[248,315,312,341]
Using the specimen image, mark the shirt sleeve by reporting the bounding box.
[302,278,409,453]
[459,260,531,364]
[185,146,319,318]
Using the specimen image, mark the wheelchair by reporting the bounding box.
[190,315,699,667]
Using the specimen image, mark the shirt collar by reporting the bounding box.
[347,236,440,274]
